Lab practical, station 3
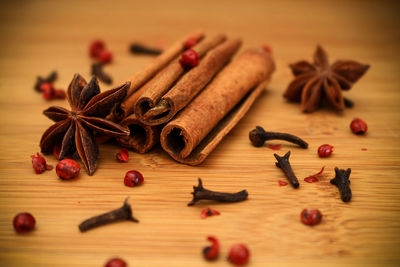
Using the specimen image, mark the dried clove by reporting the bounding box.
[330,167,352,202]
[79,197,139,232]
[129,43,162,55]
[249,126,308,148]
[188,178,248,206]
[274,151,300,188]
[34,71,57,92]
[91,63,112,84]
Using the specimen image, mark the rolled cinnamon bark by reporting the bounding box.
[114,29,204,121]
[135,34,227,122]
[138,38,242,126]
[160,48,275,165]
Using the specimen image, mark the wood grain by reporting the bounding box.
[1,0,400,266]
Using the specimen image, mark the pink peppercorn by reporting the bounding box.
[301,209,322,226]
[89,40,105,58]
[13,212,36,233]
[350,118,368,135]
[184,37,198,49]
[116,148,129,163]
[98,50,113,63]
[56,159,81,180]
[228,243,250,265]
[124,170,144,187]
[318,144,333,157]
[31,153,53,174]
[105,258,127,267]
[179,49,199,69]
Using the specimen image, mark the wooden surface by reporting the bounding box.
[1,0,400,266]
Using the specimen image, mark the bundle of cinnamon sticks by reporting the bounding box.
[110,30,275,165]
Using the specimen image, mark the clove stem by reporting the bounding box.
[249,126,308,148]
[330,167,352,202]
[91,63,112,84]
[274,151,300,188]
[188,178,248,206]
[130,43,163,55]
[79,197,139,232]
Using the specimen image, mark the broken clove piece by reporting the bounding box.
[79,197,139,232]
[129,43,163,55]
[249,126,308,148]
[188,178,248,206]
[91,63,112,84]
[34,71,58,92]
[274,151,300,188]
[330,167,352,202]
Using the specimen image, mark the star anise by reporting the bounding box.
[284,46,369,113]
[40,74,130,175]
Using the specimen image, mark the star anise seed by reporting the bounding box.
[284,46,369,113]
[40,74,130,175]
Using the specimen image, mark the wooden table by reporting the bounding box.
[1,0,399,266]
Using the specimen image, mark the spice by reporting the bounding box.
[39,74,130,175]
[300,209,322,226]
[202,236,219,261]
[284,46,369,113]
[89,40,105,58]
[39,83,66,101]
[31,153,53,174]
[268,144,282,150]
[200,208,220,219]
[91,63,112,84]
[116,148,129,163]
[350,118,367,135]
[179,49,199,69]
[13,212,36,233]
[98,50,113,64]
[343,97,354,108]
[318,144,333,157]
[104,258,127,267]
[34,71,57,92]
[184,37,198,49]
[188,178,248,206]
[262,45,272,53]
[274,151,300,188]
[228,244,250,265]
[249,126,308,148]
[124,170,144,187]
[130,43,162,55]
[278,180,288,186]
[330,167,352,202]
[56,159,81,180]
[79,197,139,232]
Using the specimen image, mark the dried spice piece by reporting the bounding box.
[13,213,36,233]
[31,153,53,174]
[262,45,272,53]
[304,166,325,183]
[130,43,162,55]
[79,197,139,232]
[99,50,113,63]
[200,208,220,219]
[39,83,66,101]
[184,37,198,49]
[89,40,105,58]
[344,97,354,108]
[34,71,57,92]
[278,180,288,186]
[91,63,112,84]
[56,159,81,180]
[249,126,308,148]
[330,167,352,202]
[301,209,322,226]
[350,118,367,135]
[116,148,129,162]
[318,144,333,157]
[179,49,199,69]
[105,258,127,267]
[228,244,250,265]
[274,151,300,188]
[39,74,130,175]
[124,170,144,187]
[284,46,369,113]
[268,144,282,150]
[188,178,248,206]
[202,236,219,261]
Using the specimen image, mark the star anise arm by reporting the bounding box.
[301,77,324,113]
[43,106,70,122]
[80,116,130,137]
[323,77,344,111]
[40,119,71,153]
[314,45,329,69]
[83,82,130,118]
[75,121,99,175]
[289,61,316,76]
[77,76,100,110]
[58,121,76,160]
[331,60,370,89]
[284,72,315,101]
[68,74,87,109]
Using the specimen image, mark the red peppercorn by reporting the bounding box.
[202,236,219,261]
[200,208,220,219]
[98,49,113,63]
[116,148,129,163]
[318,144,333,157]
[13,212,36,233]
[350,118,368,135]
[228,243,250,265]
[39,82,55,100]
[262,45,272,53]
[179,49,199,69]
[104,258,127,267]
[184,37,198,49]
[89,40,105,58]
[124,170,144,187]
[53,89,66,99]
[31,153,53,174]
[56,159,81,180]
[301,209,322,226]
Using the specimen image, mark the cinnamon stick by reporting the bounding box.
[160,48,275,165]
[139,38,242,126]
[135,34,227,122]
